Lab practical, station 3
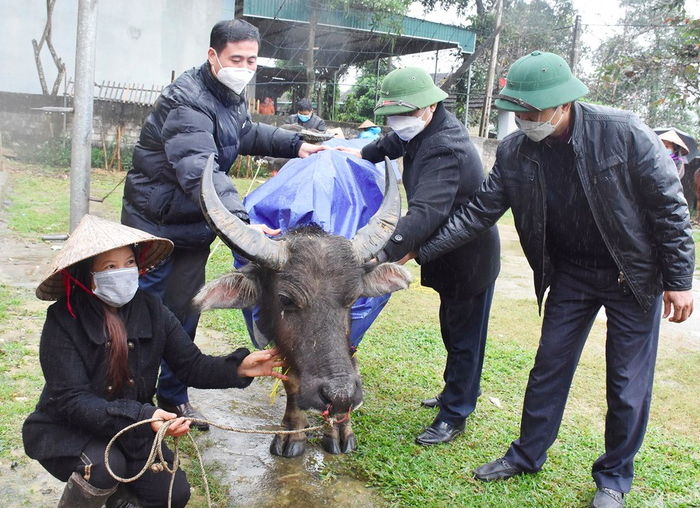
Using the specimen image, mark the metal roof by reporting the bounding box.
[242,0,475,73]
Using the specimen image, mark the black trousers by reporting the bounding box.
[436,282,495,427]
[139,245,210,406]
[504,262,662,493]
[40,437,191,508]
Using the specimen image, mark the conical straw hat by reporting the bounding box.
[658,130,690,156]
[36,215,173,301]
[358,119,377,129]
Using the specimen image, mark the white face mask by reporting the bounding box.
[212,50,255,95]
[387,107,430,141]
[92,267,139,308]
[514,106,563,142]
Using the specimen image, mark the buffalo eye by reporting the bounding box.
[278,294,295,308]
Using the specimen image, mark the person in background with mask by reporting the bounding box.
[335,66,501,446]
[657,129,688,179]
[414,51,694,508]
[23,215,287,508]
[285,98,327,132]
[121,19,323,430]
[357,119,382,140]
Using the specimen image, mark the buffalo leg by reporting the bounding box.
[270,379,309,458]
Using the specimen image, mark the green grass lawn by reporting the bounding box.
[2,162,699,507]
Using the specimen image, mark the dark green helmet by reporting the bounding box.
[374,67,448,116]
[495,51,588,112]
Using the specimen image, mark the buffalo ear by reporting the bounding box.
[360,263,412,297]
[192,272,260,311]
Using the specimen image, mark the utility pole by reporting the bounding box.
[569,15,582,75]
[70,0,99,232]
[479,0,502,138]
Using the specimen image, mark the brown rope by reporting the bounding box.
[105,416,334,507]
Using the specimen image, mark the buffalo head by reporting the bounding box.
[193,154,411,418]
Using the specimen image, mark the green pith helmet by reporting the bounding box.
[374,67,448,116]
[495,51,589,112]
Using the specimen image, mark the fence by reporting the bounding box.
[65,79,164,106]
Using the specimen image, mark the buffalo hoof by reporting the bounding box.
[270,434,306,458]
[321,432,358,455]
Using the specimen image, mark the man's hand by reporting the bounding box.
[238,347,289,380]
[663,290,694,323]
[249,223,281,237]
[333,146,363,159]
[397,251,417,265]
[298,143,328,158]
[151,409,191,437]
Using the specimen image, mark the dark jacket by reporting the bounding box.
[23,290,252,462]
[419,102,695,311]
[285,113,327,132]
[362,102,500,298]
[122,63,304,249]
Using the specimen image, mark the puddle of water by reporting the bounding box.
[189,383,383,508]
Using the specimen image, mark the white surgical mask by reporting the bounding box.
[515,106,564,142]
[212,50,255,95]
[514,106,563,142]
[387,107,430,141]
[92,267,139,308]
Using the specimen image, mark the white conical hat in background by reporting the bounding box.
[36,215,173,301]
[658,130,690,156]
[358,119,377,129]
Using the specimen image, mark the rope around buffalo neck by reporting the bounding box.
[104,415,343,507]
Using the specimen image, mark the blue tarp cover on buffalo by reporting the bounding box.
[238,149,392,349]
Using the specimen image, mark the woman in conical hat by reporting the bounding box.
[657,129,689,179]
[24,215,287,508]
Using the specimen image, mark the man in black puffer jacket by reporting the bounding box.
[121,19,323,428]
[338,67,501,447]
[417,51,694,508]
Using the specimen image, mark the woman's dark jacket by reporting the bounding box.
[419,102,695,311]
[284,113,327,132]
[361,102,500,298]
[23,290,252,462]
[121,62,303,249]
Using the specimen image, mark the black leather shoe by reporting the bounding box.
[473,457,521,481]
[160,401,210,431]
[590,487,625,508]
[415,418,465,445]
[420,393,442,408]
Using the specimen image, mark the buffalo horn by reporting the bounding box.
[350,156,401,262]
[200,153,288,270]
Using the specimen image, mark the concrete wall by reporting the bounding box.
[0,91,149,147]
[0,0,225,95]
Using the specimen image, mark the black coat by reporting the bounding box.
[122,63,304,249]
[419,102,695,311]
[362,102,500,298]
[23,290,252,462]
[285,113,327,132]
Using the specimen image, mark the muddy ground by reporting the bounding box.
[0,173,698,507]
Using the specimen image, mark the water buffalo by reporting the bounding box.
[193,154,411,457]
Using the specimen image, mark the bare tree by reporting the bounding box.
[32,0,66,96]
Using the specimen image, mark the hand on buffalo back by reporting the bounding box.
[249,223,281,237]
[238,347,289,380]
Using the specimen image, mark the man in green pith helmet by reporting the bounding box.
[415,51,694,508]
[336,66,501,447]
